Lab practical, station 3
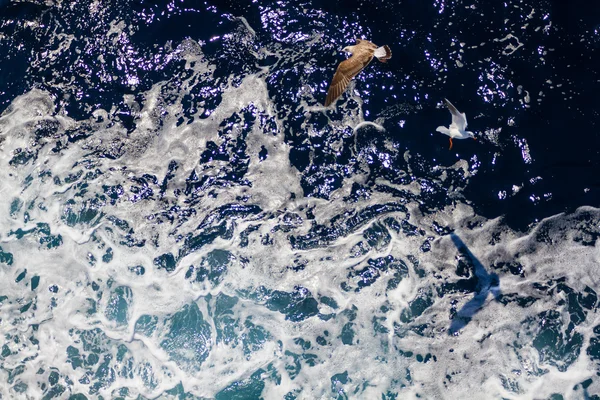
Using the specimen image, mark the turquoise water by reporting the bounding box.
[2,84,600,399]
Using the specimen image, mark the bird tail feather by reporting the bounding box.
[374,45,392,62]
[436,126,450,135]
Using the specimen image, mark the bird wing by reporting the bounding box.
[444,98,467,130]
[356,38,378,50]
[325,51,373,107]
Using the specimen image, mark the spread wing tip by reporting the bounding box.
[324,87,339,107]
[325,89,340,107]
[443,98,460,115]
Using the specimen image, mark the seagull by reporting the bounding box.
[324,39,392,107]
[436,98,476,149]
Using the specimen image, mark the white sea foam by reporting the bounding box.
[2,82,600,399]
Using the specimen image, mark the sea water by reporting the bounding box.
[1,0,600,399]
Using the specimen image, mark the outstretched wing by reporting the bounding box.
[356,38,377,49]
[444,98,467,130]
[325,52,373,107]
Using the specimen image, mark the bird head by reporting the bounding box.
[342,45,355,54]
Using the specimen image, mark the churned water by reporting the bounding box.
[1,0,600,398]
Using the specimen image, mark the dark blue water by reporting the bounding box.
[2,0,598,230]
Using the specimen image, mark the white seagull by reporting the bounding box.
[436,98,476,149]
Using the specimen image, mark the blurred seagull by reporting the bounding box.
[324,39,392,107]
[436,98,476,149]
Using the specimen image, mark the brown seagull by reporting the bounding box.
[324,39,392,107]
